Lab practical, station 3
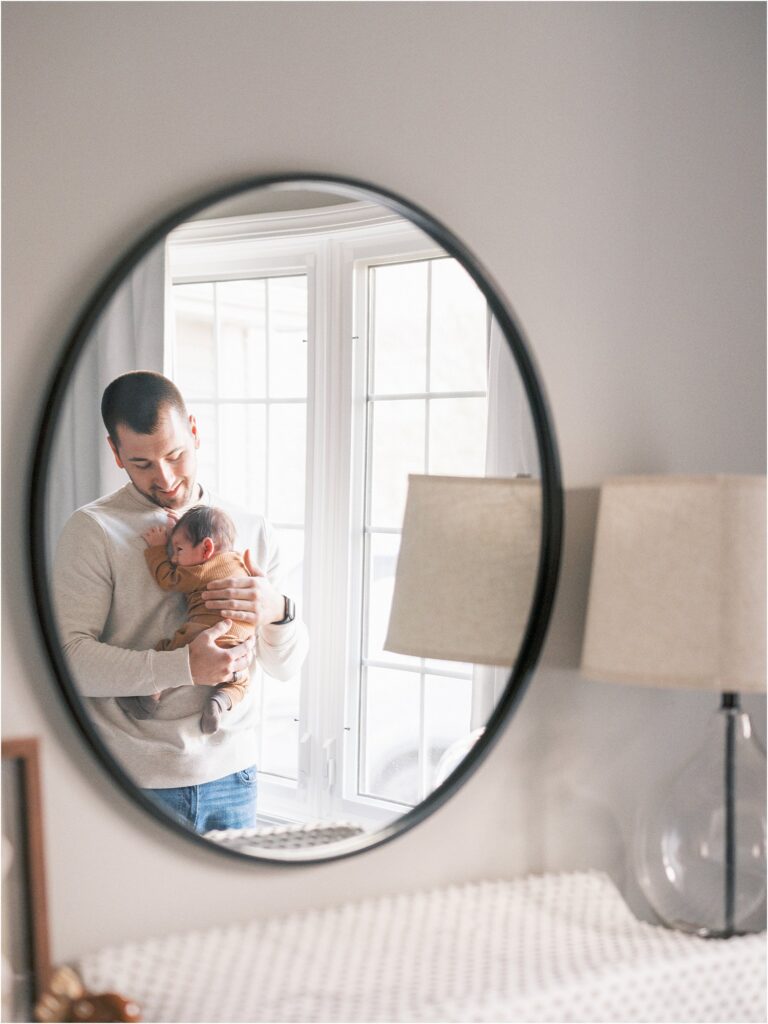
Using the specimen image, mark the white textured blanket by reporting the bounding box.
[77,871,766,1023]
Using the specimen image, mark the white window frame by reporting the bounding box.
[167,203,474,828]
[169,217,324,823]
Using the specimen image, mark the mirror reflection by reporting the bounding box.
[44,183,541,858]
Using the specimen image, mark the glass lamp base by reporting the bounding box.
[634,693,766,937]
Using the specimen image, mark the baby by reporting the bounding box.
[117,505,255,735]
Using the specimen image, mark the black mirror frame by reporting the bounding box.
[29,172,563,864]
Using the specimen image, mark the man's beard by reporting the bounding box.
[142,479,198,510]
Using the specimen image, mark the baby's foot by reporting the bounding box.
[200,692,232,735]
[200,698,221,735]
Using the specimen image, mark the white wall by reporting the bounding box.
[3,2,765,962]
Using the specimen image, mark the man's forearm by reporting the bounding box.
[61,635,193,699]
[54,512,193,699]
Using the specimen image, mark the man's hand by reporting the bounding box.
[188,620,255,685]
[201,550,286,627]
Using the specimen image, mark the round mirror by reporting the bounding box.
[31,174,562,862]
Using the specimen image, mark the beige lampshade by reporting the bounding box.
[581,475,767,693]
[383,475,541,667]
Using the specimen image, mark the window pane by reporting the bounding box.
[269,276,308,399]
[186,401,218,494]
[428,397,487,476]
[268,404,306,524]
[219,405,266,513]
[371,262,428,395]
[361,667,420,806]
[429,259,488,393]
[369,400,425,528]
[424,674,473,792]
[259,673,300,780]
[174,283,216,399]
[365,532,419,668]
[218,279,267,399]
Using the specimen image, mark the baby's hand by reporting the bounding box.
[142,524,170,548]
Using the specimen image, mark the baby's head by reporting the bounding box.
[170,506,236,566]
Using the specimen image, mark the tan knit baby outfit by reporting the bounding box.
[145,545,256,706]
[117,546,256,723]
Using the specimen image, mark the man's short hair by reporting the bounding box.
[101,371,188,446]
[173,506,236,553]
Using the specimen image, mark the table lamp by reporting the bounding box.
[581,475,766,937]
[383,474,541,666]
[383,474,542,792]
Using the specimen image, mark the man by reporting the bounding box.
[53,371,308,833]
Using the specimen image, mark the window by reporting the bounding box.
[170,276,308,786]
[167,203,489,828]
[357,259,488,809]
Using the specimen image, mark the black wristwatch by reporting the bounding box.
[271,595,295,625]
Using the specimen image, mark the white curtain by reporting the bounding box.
[46,241,170,563]
[470,316,539,728]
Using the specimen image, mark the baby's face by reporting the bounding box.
[171,528,209,567]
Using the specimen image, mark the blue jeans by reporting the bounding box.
[145,765,257,834]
